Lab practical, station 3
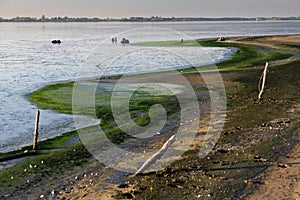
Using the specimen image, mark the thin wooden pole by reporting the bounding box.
[33,110,40,150]
[258,62,268,100]
[134,135,176,176]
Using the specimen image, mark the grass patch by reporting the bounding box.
[27,81,182,145]
[203,42,292,69]
[136,40,293,70]
[27,82,74,114]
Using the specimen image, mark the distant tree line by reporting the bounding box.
[0,15,299,22]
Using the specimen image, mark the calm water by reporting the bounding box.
[0,21,299,152]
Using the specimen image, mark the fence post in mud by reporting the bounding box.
[33,110,40,150]
[258,62,269,100]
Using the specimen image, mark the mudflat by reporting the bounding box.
[0,35,299,200]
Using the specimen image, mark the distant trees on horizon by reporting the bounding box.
[0,15,299,22]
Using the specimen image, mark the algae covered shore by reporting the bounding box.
[0,35,299,199]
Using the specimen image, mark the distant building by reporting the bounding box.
[41,15,46,22]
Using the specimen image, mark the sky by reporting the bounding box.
[0,0,299,19]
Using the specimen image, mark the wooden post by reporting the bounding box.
[134,135,176,176]
[258,62,269,100]
[33,110,40,150]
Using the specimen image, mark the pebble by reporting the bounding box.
[278,163,289,168]
[40,194,44,199]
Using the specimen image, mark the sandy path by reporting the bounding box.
[226,35,300,50]
[247,130,300,200]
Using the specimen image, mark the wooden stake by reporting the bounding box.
[258,62,269,100]
[134,135,176,176]
[33,110,40,150]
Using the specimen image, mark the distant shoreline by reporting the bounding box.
[0,16,299,23]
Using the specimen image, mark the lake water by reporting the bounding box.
[0,21,299,152]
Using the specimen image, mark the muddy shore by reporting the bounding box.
[0,35,299,200]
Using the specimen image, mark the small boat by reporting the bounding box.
[121,38,130,44]
[52,40,61,44]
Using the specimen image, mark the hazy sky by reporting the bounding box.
[0,0,299,18]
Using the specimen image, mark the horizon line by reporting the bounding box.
[1,15,300,20]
